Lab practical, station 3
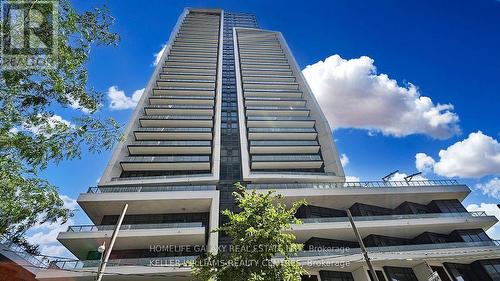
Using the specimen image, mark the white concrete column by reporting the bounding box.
[413,262,441,281]
[207,193,220,253]
[352,266,371,281]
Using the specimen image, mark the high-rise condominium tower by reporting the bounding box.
[35,8,500,281]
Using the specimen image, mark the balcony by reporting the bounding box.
[58,223,206,259]
[162,65,216,75]
[291,212,498,243]
[242,68,292,76]
[144,105,214,116]
[149,95,215,106]
[165,59,215,68]
[133,127,212,141]
[246,116,315,128]
[127,140,211,155]
[241,62,290,70]
[152,88,215,97]
[245,106,309,116]
[243,81,299,91]
[250,140,319,154]
[244,90,302,99]
[248,180,471,209]
[168,50,217,58]
[78,185,218,225]
[159,72,216,81]
[291,240,500,266]
[251,154,323,170]
[139,115,213,128]
[245,97,306,107]
[156,79,215,89]
[171,44,218,52]
[247,127,318,140]
[120,155,210,171]
[87,185,216,193]
[242,75,295,82]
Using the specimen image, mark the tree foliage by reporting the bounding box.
[192,183,308,281]
[0,0,121,242]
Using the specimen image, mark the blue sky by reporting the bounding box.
[30,0,500,256]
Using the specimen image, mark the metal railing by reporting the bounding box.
[248,179,461,190]
[66,222,204,232]
[295,240,500,258]
[87,185,216,193]
[49,255,198,270]
[252,154,322,162]
[0,236,52,268]
[122,155,210,162]
[300,211,488,224]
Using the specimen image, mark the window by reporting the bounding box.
[430,266,452,281]
[456,229,491,242]
[429,200,467,213]
[319,270,354,281]
[383,266,418,281]
[368,270,387,281]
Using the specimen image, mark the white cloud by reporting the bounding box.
[345,176,360,182]
[67,96,91,114]
[415,152,435,174]
[26,195,78,258]
[416,131,500,178]
[153,43,167,66]
[340,154,349,166]
[466,203,500,239]
[302,55,460,139]
[108,86,144,110]
[476,178,500,200]
[7,114,73,137]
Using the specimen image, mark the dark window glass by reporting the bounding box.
[383,267,418,281]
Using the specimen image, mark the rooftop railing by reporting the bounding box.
[248,179,461,190]
[66,222,204,232]
[87,185,216,193]
[0,236,52,268]
[300,211,489,224]
[49,255,198,270]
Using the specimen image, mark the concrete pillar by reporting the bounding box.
[413,262,441,281]
[352,266,371,281]
[207,193,220,253]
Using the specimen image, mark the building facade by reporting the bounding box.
[36,8,500,281]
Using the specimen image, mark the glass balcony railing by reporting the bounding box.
[247,116,313,121]
[149,95,214,100]
[87,185,216,193]
[129,140,211,146]
[252,154,322,162]
[246,106,308,111]
[134,127,212,133]
[294,240,500,258]
[140,115,213,120]
[248,180,462,190]
[145,105,213,110]
[300,211,489,224]
[248,127,316,133]
[122,156,210,163]
[49,255,198,270]
[156,79,216,83]
[66,222,204,232]
[250,140,319,146]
